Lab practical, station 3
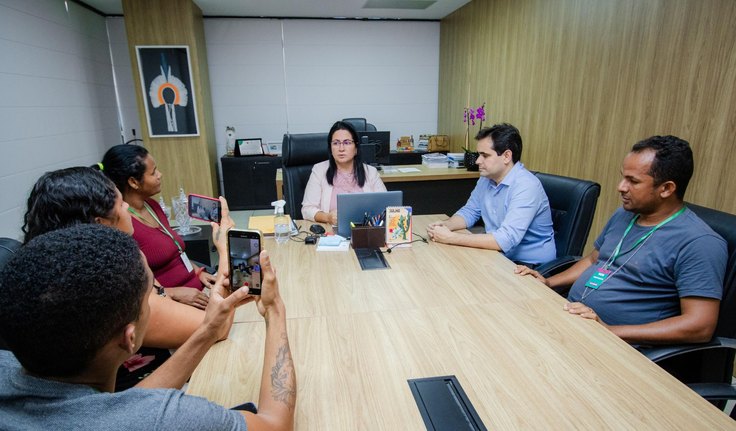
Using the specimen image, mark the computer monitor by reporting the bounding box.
[359,131,390,165]
[336,191,403,238]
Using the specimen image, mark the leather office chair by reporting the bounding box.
[281,133,329,220]
[640,203,736,417]
[342,117,377,132]
[533,172,601,281]
[0,237,22,351]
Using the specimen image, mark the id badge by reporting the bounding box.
[180,252,194,273]
[584,267,611,289]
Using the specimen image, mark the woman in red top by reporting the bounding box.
[102,145,214,309]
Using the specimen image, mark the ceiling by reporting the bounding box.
[78,0,471,20]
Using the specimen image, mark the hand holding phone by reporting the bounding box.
[227,229,262,295]
[188,193,222,223]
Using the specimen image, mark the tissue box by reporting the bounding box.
[351,226,385,248]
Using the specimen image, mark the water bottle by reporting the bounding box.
[272,200,289,244]
[159,196,171,220]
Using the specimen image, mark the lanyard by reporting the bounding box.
[128,203,183,253]
[604,206,686,269]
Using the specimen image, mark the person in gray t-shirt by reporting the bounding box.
[516,135,727,344]
[0,207,296,430]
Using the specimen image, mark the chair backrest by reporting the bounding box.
[686,203,736,339]
[534,172,601,257]
[0,238,22,350]
[342,117,377,132]
[281,133,329,220]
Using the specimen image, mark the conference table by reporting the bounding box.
[187,216,733,429]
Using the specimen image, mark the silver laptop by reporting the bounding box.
[335,191,403,238]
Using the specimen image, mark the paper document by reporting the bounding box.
[248,215,297,235]
[316,235,350,252]
[398,167,421,173]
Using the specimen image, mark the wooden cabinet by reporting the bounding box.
[221,156,282,210]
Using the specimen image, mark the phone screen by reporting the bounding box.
[228,230,262,295]
[188,194,221,223]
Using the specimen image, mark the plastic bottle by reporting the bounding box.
[272,199,289,244]
[159,195,171,220]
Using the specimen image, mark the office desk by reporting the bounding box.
[187,216,732,429]
[276,165,480,216]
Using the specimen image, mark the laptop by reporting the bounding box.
[336,191,403,238]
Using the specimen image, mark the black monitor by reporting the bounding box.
[358,131,390,165]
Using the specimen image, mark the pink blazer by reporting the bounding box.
[301,160,387,221]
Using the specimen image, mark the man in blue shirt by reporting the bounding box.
[516,136,726,344]
[427,123,556,266]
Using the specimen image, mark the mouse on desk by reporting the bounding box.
[309,224,326,235]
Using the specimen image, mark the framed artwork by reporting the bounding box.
[136,45,199,137]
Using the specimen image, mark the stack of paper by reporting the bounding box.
[316,235,349,252]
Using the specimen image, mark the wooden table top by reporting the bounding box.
[187,216,732,429]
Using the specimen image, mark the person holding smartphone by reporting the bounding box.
[21,167,212,390]
[101,145,214,310]
[301,121,387,225]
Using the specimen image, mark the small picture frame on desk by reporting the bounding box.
[262,142,282,156]
[235,138,263,156]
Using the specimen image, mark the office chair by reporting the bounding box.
[640,203,736,417]
[342,117,377,132]
[281,133,330,220]
[0,237,22,351]
[533,172,601,285]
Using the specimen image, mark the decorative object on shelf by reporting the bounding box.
[136,45,199,137]
[463,102,486,171]
[172,187,200,236]
[225,126,236,156]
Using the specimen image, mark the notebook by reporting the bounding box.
[335,191,403,238]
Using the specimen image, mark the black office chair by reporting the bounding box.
[281,133,329,220]
[533,172,601,283]
[0,237,22,351]
[342,117,377,132]
[640,203,736,417]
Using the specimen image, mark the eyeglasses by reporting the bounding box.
[331,139,355,147]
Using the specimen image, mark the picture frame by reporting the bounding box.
[236,138,264,156]
[263,142,283,156]
[136,45,199,138]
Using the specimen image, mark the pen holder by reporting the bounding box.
[351,225,385,249]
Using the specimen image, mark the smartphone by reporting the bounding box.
[188,193,221,223]
[227,229,262,295]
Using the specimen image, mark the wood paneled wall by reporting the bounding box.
[122,0,218,200]
[439,0,736,251]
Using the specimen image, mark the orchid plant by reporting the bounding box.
[463,102,486,152]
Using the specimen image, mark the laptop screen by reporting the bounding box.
[336,191,403,238]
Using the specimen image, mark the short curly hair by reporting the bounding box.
[0,224,149,377]
[22,167,118,244]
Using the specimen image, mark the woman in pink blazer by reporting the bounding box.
[302,121,386,224]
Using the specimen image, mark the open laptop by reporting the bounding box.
[336,191,403,238]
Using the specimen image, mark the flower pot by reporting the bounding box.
[464,152,480,171]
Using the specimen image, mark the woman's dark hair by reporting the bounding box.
[100,144,150,193]
[22,167,118,244]
[325,121,367,188]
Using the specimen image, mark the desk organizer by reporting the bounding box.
[351,226,385,248]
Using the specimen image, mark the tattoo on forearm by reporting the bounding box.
[270,333,296,409]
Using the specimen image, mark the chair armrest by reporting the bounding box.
[687,383,736,402]
[536,255,581,278]
[640,337,736,363]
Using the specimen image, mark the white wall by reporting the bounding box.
[205,18,439,150]
[0,0,122,240]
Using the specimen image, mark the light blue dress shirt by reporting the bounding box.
[455,162,556,265]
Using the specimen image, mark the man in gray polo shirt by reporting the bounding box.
[517,136,726,344]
